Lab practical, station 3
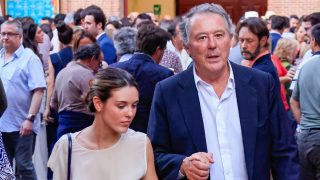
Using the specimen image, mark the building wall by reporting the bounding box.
[58,0,319,19]
[59,0,174,19]
[60,0,123,18]
[127,0,175,19]
[268,0,320,17]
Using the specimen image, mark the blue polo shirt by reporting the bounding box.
[0,45,46,134]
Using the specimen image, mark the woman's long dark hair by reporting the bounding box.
[22,21,42,61]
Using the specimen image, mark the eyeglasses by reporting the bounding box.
[0,32,20,38]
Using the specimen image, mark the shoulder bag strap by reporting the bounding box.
[67,133,72,180]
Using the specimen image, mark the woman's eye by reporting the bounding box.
[117,105,125,109]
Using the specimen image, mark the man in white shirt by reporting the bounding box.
[147,3,300,180]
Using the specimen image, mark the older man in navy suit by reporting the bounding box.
[147,3,300,180]
[111,24,173,133]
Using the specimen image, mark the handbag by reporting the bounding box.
[67,133,72,180]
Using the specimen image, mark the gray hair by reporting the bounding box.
[114,27,137,56]
[64,12,75,24]
[1,20,23,35]
[179,3,234,45]
[74,43,101,61]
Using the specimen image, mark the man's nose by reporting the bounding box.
[208,37,217,49]
[240,41,247,49]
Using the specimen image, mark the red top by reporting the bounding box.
[271,55,289,111]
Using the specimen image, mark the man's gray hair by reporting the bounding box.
[114,27,137,56]
[1,20,23,35]
[64,12,75,24]
[179,3,234,45]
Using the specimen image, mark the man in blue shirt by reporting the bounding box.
[0,20,46,179]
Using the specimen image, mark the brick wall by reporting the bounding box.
[268,0,320,17]
[60,0,122,18]
[59,0,320,19]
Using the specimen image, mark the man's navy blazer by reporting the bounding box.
[270,32,282,54]
[147,62,300,180]
[111,53,174,133]
[97,33,117,65]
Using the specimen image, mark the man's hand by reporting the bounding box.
[20,120,33,136]
[43,108,54,124]
[180,152,214,180]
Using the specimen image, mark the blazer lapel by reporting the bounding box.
[232,62,258,180]
[177,67,207,152]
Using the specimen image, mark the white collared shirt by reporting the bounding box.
[193,63,248,180]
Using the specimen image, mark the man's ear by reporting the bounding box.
[259,36,268,47]
[97,22,102,30]
[152,46,163,64]
[184,43,191,55]
[310,37,316,49]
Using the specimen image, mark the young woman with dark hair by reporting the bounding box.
[48,68,157,180]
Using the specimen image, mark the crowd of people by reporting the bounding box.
[0,2,319,180]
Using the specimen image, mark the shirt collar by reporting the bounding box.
[1,44,24,57]
[0,44,24,64]
[14,44,24,58]
[270,30,281,35]
[244,51,269,67]
[96,32,105,39]
[193,61,235,90]
[312,51,320,56]
[74,60,94,73]
[134,52,156,63]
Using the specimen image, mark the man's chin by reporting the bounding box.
[242,56,254,61]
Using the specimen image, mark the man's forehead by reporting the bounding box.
[239,27,258,38]
[85,15,95,22]
[1,24,18,32]
[189,13,229,34]
[189,13,227,28]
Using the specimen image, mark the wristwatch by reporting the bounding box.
[26,114,35,122]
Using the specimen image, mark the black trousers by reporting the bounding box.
[297,129,320,180]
